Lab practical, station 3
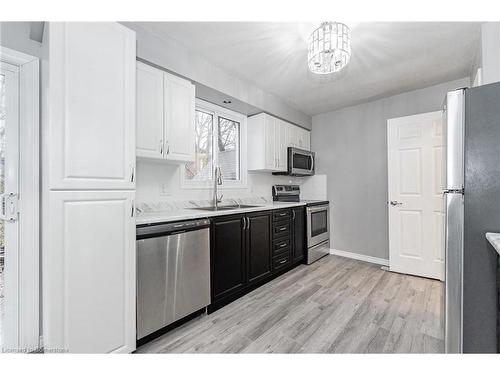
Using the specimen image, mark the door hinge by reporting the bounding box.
[0,192,19,222]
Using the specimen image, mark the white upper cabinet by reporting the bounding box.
[163,73,195,162]
[247,113,310,172]
[136,63,195,163]
[136,62,164,159]
[43,22,136,190]
[288,124,310,151]
[275,119,288,172]
[264,114,277,170]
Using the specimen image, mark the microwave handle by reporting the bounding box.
[310,154,315,172]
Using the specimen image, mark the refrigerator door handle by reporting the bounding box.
[443,189,464,195]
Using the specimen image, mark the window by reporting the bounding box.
[183,100,246,188]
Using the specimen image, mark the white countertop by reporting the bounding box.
[486,232,500,256]
[136,201,307,225]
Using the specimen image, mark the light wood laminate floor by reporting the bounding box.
[136,255,444,354]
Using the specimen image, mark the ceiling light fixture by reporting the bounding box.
[308,21,351,75]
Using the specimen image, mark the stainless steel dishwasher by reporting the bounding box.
[136,218,211,341]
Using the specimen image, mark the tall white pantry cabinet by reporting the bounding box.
[41,23,136,353]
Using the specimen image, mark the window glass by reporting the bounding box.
[185,110,213,181]
[217,117,240,181]
[184,107,241,184]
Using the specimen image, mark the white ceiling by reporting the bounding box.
[136,22,481,115]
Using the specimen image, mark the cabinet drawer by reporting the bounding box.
[273,254,291,271]
[273,237,291,255]
[273,222,291,237]
[273,209,291,222]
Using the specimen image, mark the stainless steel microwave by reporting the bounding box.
[274,147,315,177]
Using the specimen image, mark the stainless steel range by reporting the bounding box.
[273,185,330,264]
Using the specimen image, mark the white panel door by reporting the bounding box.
[43,190,136,353]
[46,22,136,190]
[264,115,276,170]
[136,62,164,159]
[163,73,195,162]
[388,111,445,280]
[275,119,288,172]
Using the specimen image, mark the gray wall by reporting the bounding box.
[122,22,312,129]
[481,22,500,85]
[0,22,42,57]
[312,77,470,260]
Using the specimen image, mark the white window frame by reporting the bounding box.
[181,98,247,189]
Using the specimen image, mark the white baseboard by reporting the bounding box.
[329,249,389,267]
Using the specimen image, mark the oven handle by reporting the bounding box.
[306,205,329,213]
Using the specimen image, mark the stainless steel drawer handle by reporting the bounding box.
[279,242,287,248]
[279,213,286,216]
[279,226,287,231]
[279,259,287,264]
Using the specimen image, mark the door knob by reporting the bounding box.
[390,200,403,206]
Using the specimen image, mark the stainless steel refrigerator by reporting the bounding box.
[444,83,500,353]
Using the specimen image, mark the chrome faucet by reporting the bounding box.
[213,166,223,208]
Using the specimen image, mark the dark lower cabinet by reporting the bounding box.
[210,215,246,304]
[292,206,306,264]
[209,207,305,313]
[246,211,272,285]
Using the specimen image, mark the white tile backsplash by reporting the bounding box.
[136,160,319,205]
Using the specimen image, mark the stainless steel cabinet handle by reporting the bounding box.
[242,217,246,230]
[279,212,286,217]
[390,200,403,206]
[247,217,250,231]
[279,259,287,264]
[279,242,287,248]
[131,200,135,217]
[279,226,287,231]
[131,165,135,182]
[292,210,296,220]
[160,140,163,154]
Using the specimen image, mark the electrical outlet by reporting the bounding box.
[159,183,171,196]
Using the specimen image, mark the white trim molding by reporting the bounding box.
[329,249,389,267]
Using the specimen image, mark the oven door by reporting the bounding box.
[289,148,315,176]
[306,205,330,247]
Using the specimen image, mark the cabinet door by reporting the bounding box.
[292,207,306,264]
[45,22,136,190]
[264,115,276,170]
[290,125,300,148]
[43,190,136,353]
[299,128,311,151]
[246,212,272,285]
[136,62,164,159]
[275,119,288,171]
[211,215,246,302]
[163,73,195,162]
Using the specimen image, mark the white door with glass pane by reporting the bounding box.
[0,62,20,350]
[388,111,445,280]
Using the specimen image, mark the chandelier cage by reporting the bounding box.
[308,22,351,75]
